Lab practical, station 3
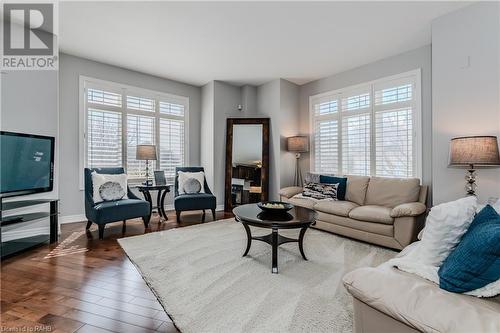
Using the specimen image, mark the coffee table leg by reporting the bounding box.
[242,223,252,257]
[272,228,278,273]
[298,226,308,261]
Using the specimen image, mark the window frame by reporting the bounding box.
[79,76,189,189]
[309,69,422,179]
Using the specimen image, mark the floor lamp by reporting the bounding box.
[449,136,500,196]
[287,136,309,187]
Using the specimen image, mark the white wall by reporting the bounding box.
[432,2,500,204]
[1,70,59,239]
[59,53,202,219]
[200,82,215,193]
[298,45,433,202]
[257,79,300,199]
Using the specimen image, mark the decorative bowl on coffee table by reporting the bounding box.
[257,201,294,213]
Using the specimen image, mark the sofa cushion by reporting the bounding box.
[287,196,316,210]
[349,205,394,224]
[320,175,347,200]
[344,175,370,205]
[343,265,500,333]
[174,193,216,210]
[438,204,500,295]
[313,200,358,217]
[315,212,393,236]
[364,177,420,208]
[93,199,150,224]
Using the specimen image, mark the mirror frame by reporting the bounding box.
[224,118,270,212]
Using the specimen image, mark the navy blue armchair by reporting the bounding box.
[84,167,151,239]
[174,167,216,222]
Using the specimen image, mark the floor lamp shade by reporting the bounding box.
[449,136,500,195]
[287,136,309,153]
[287,136,309,187]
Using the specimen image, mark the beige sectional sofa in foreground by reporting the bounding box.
[279,175,428,250]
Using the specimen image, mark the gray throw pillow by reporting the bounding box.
[302,182,338,200]
[99,181,126,201]
[183,177,202,194]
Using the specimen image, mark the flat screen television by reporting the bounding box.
[0,131,55,198]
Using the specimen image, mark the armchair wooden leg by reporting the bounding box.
[202,210,206,222]
[122,220,126,233]
[211,209,216,221]
[86,221,92,230]
[98,225,105,240]
[142,216,150,228]
[176,210,181,222]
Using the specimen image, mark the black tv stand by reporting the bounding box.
[0,198,59,259]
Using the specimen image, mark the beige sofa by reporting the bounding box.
[279,175,428,250]
[343,264,500,333]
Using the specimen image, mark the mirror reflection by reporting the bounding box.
[231,124,263,206]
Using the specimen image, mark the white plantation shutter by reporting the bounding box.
[127,115,156,178]
[87,88,122,107]
[160,101,184,116]
[159,118,184,182]
[314,119,339,173]
[127,95,155,112]
[374,78,415,177]
[342,113,370,175]
[310,71,420,178]
[87,109,122,168]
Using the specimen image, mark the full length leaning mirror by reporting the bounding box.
[225,118,270,212]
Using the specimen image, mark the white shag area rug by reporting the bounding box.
[118,219,396,333]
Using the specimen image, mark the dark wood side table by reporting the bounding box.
[136,185,171,221]
[233,203,316,273]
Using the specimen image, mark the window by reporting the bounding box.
[310,70,421,178]
[80,77,189,184]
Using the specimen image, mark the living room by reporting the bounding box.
[1,1,499,332]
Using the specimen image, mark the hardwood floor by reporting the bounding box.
[1,210,233,333]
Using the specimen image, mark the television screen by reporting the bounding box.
[0,131,54,196]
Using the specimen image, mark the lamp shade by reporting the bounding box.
[449,136,500,167]
[287,136,309,153]
[136,144,157,160]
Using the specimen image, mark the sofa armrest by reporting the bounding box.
[279,186,303,199]
[390,202,426,218]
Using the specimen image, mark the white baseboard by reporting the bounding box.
[60,204,224,224]
[60,214,87,224]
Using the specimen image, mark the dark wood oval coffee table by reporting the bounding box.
[233,203,316,273]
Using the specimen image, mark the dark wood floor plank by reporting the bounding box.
[1,210,232,333]
[98,297,166,320]
[62,309,157,333]
[75,324,116,333]
[57,297,164,330]
[38,313,85,333]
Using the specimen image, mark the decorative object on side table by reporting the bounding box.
[449,136,500,195]
[287,135,309,186]
[154,170,167,185]
[136,144,157,186]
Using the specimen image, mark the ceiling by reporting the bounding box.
[59,1,469,87]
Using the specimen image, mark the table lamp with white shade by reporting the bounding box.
[449,136,500,196]
[136,144,157,186]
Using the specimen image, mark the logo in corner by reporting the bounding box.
[2,2,58,70]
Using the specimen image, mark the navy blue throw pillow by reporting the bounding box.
[320,175,347,201]
[438,205,500,293]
